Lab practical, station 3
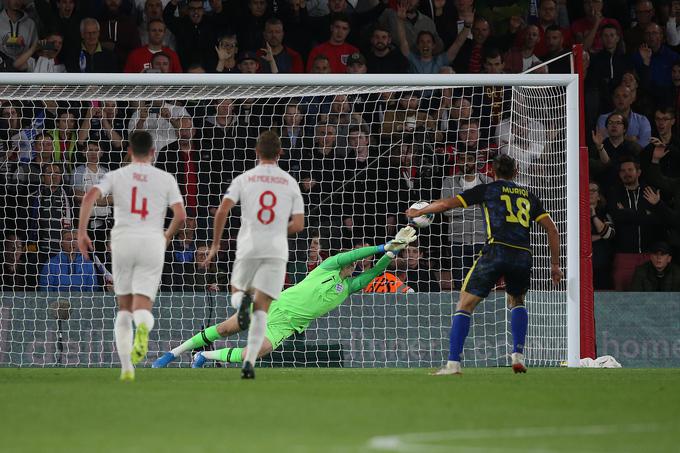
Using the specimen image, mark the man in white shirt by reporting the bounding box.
[201,130,305,379]
[77,130,186,381]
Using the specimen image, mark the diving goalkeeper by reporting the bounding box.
[152,226,417,368]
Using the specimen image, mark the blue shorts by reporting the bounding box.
[461,243,532,298]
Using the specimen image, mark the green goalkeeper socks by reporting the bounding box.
[171,325,222,357]
[203,347,243,363]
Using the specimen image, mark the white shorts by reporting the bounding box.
[231,258,287,300]
[111,231,165,301]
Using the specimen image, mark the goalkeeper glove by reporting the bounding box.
[382,226,417,257]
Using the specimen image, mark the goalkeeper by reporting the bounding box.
[152,226,417,368]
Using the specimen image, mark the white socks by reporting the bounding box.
[133,309,155,331]
[114,311,134,372]
[231,291,244,310]
[244,310,267,365]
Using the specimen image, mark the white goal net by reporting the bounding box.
[0,74,579,368]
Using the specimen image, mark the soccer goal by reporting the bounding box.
[0,73,583,368]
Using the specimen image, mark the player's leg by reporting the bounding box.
[505,249,532,373]
[195,337,275,367]
[434,246,499,376]
[114,294,135,381]
[130,234,165,365]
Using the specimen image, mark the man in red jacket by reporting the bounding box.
[306,13,358,73]
[124,19,182,73]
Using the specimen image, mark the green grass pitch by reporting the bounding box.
[1,368,679,453]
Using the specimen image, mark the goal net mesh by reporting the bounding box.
[0,81,569,368]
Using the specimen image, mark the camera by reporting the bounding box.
[37,41,57,51]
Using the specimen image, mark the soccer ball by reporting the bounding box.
[408,201,434,228]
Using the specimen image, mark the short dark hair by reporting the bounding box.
[606,112,628,130]
[545,24,562,34]
[600,23,619,36]
[330,12,351,27]
[417,30,435,43]
[372,25,390,36]
[655,106,675,117]
[256,130,281,159]
[129,130,154,157]
[493,154,516,179]
[618,156,640,170]
[151,52,170,63]
[265,17,283,28]
[483,47,503,62]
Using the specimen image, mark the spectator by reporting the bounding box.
[423,0,458,49]
[379,0,442,54]
[309,53,331,73]
[124,19,182,73]
[12,33,66,72]
[503,24,544,73]
[394,3,470,74]
[645,144,680,251]
[1,233,36,290]
[441,152,492,289]
[237,50,270,73]
[166,243,228,292]
[277,101,309,181]
[77,101,125,168]
[607,157,666,289]
[570,0,621,53]
[236,0,270,52]
[346,51,367,74]
[213,33,238,73]
[624,0,655,54]
[365,26,408,74]
[258,17,303,73]
[589,180,615,289]
[620,69,654,121]
[496,115,546,177]
[35,0,82,58]
[302,0,387,47]
[38,229,100,292]
[596,85,651,147]
[16,133,54,192]
[381,90,436,140]
[640,108,680,177]
[206,0,233,30]
[138,0,177,50]
[364,261,413,293]
[531,0,572,58]
[159,115,199,215]
[633,23,680,106]
[589,112,642,187]
[342,126,384,221]
[667,0,680,49]
[0,0,37,63]
[587,24,634,113]
[97,0,141,66]
[72,141,112,256]
[127,100,186,153]
[397,246,440,292]
[453,16,493,74]
[29,163,72,258]
[544,25,571,74]
[64,17,119,73]
[301,122,344,197]
[630,242,680,291]
[306,13,358,73]
[163,0,218,69]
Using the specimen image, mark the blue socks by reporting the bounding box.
[511,305,528,354]
[448,310,471,361]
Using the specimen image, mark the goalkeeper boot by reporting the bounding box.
[237,294,252,331]
[431,361,462,376]
[131,324,150,365]
[120,370,135,382]
[511,352,527,374]
[192,352,207,368]
[152,352,176,368]
[241,361,255,379]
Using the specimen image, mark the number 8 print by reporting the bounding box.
[257,190,277,224]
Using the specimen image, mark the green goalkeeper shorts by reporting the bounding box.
[264,303,299,350]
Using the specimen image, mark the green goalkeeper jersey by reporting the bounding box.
[275,246,392,332]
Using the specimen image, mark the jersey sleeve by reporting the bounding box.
[530,192,549,222]
[320,246,382,271]
[167,174,184,206]
[94,172,113,197]
[348,254,392,293]
[456,184,487,208]
[291,182,304,215]
[223,175,241,203]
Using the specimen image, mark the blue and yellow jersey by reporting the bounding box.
[456,180,549,252]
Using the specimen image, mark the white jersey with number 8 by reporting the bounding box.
[224,163,304,261]
[95,162,184,235]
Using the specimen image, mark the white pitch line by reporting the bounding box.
[366,423,662,452]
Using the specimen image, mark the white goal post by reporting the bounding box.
[0,73,580,368]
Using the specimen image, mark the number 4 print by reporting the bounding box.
[131,186,149,220]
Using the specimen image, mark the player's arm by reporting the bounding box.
[348,254,393,293]
[165,202,187,245]
[406,184,485,218]
[320,245,384,271]
[288,213,304,234]
[77,186,102,261]
[537,215,563,285]
[202,197,235,267]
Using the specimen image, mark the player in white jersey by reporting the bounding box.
[202,130,304,379]
[77,130,187,382]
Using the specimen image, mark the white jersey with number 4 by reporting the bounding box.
[225,163,304,261]
[95,162,184,235]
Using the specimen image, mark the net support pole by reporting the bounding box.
[566,75,581,367]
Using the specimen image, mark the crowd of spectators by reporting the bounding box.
[0,0,679,292]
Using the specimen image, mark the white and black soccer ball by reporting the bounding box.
[408,201,434,228]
